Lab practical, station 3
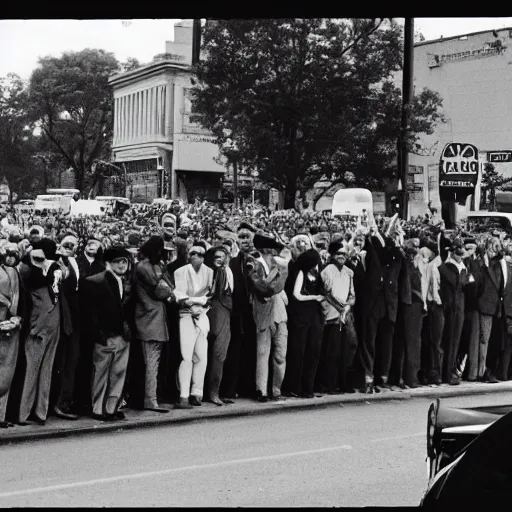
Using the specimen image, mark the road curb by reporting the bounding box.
[2,383,511,445]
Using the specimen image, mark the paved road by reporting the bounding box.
[0,392,511,507]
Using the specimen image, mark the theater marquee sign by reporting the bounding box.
[439,143,479,188]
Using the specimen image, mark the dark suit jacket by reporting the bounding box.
[439,261,468,312]
[502,261,512,319]
[478,259,504,317]
[230,252,253,309]
[464,256,482,312]
[81,270,132,345]
[361,234,404,323]
[76,255,105,286]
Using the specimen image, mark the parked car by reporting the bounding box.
[421,398,512,506]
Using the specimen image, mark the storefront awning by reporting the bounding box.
[174,140,226,173]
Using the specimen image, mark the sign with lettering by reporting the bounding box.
[488,151,512,163]
[439,143,479,188]
[428,38,507,68]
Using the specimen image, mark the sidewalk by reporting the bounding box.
[2,381,511,445]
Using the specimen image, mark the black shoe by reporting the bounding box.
[54,405,79,421]
[270,395,286,402]
[0,421,9,429]
[300,393,315,399]
[449,376,460,386]
[189,396,202,407]
[174,398,193,410]
[114,411,126,419]
[220,397,235,404]
[28,414,46,425]
[91,413,113,422]
[256,391,269,403]
[208,396,224,406]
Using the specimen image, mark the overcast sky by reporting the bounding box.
[1,18,512,80]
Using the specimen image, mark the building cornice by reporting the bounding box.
[415,26,512,48]
[108,60,192,88]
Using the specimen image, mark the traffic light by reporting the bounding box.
[192,19,201,65]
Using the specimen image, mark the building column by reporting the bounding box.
[160,86,166,136]
[150,88,156,135]
[119,97,124,143]
[131,93,136,140]
[126,94,131,141]
[138,91,143,139]
[173,85,184,135]
[165,83,174,138]
[142,90,147,138]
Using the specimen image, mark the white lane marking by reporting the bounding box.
[370,432,424,443]
[0,444,353,499]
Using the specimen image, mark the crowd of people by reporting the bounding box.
[0,196,510,428]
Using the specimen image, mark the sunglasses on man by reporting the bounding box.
[32,256,46,263]
[189,251,205,258]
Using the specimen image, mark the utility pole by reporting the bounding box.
[192,19,201,65]
[400,18,414,220]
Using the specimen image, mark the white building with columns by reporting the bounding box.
[108,20,226,202]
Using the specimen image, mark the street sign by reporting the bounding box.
[439,143,479,188]
[488,151,512,163]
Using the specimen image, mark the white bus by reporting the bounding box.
[331,188,375,226]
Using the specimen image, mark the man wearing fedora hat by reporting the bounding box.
[247,232,290,402]
[81,246,133,421]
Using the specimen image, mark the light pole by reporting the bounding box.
[400,18,414,220]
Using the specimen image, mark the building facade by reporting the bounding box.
[108,20,227,203]
[405,27,512,220]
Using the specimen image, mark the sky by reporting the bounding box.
[1,18,512,80]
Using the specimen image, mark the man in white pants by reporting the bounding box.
[173,242,214,408]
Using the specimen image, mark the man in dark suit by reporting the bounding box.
[499,252,512,381]
[220,221,258,400]
[74,237,105,415]
[457,238,481,381]
[357,218,404,393]
[439,238,469,385]
[81,246,132,421]
[477,238,505,383]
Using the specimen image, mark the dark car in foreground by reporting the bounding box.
[421,398,512,506]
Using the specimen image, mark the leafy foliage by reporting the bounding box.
[482,162,512,210]
[0,73,45,200]
[28,49,121,193]
[192,18,446,207]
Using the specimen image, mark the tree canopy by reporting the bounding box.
[0,73,46,201]
[28,48,121,193]
[192,18,446,208]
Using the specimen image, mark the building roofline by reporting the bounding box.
[108,59,191,87]
[414,26,512,48]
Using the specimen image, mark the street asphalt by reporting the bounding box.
[0,392,510,507]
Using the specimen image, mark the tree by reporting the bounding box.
[0,73,45,202]
[481,162,512,210]
[120,57,142,72]
[28,49,121,193]
[192,19,446,208]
